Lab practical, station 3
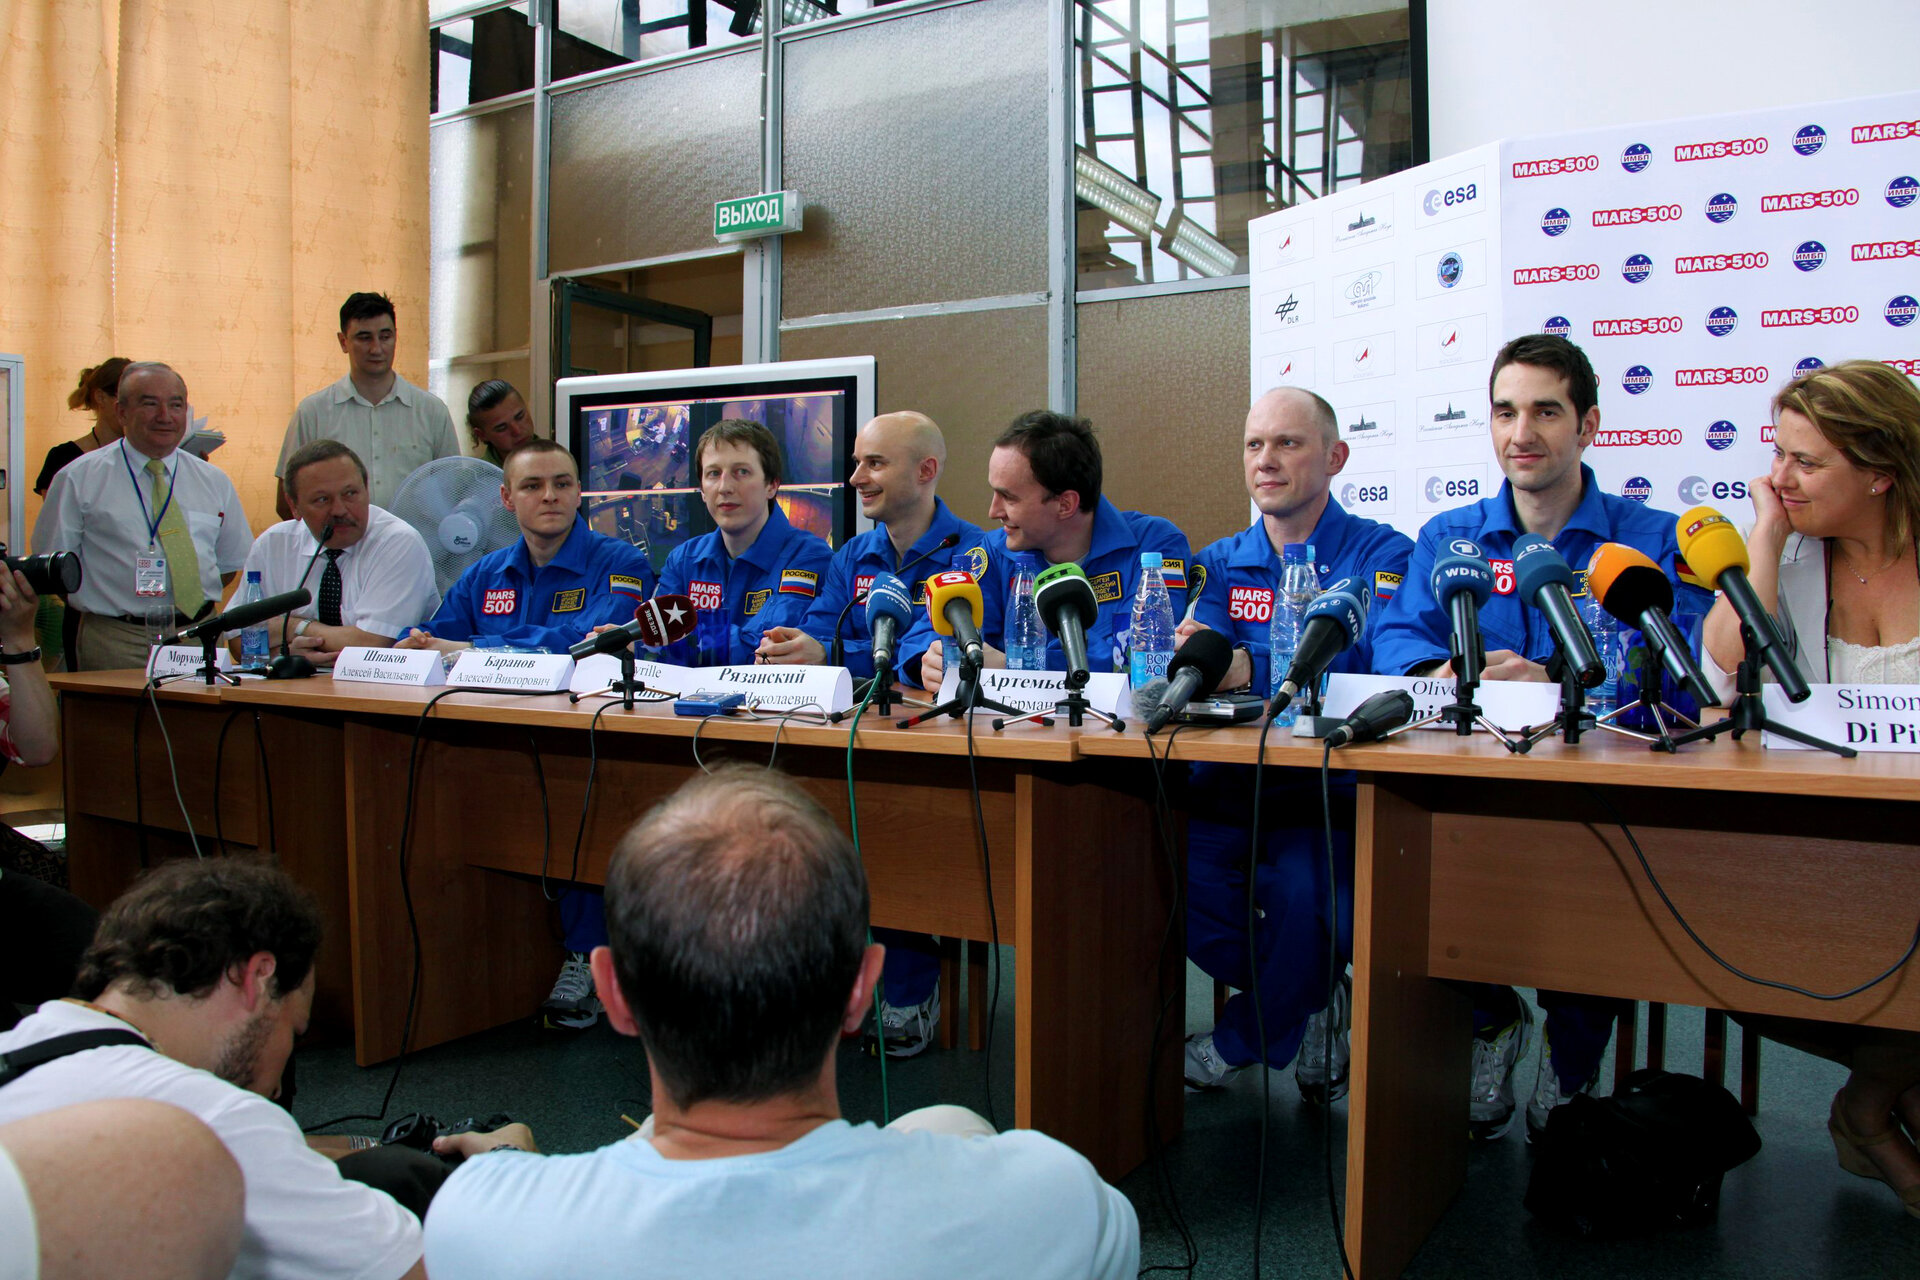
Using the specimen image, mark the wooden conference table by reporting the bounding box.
[54,671,1920,1274]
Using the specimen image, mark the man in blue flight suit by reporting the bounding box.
[1175,387,1412,1100]
[1369,333,1711,1141]
[653,419,832,667]
[905,411,1190,690]
[399,437,656,1031]
[756,410,983,1057]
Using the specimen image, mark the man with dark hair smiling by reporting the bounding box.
[0,859,428,1280]
[423,765,1137,1279]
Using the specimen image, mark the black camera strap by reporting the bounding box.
[0,1030,152,1089]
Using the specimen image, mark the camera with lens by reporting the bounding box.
[0,546,82,597]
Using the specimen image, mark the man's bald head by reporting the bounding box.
[852,411,946,528]
[1248,386,1340,448]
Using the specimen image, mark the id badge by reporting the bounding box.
[136,553,168,598]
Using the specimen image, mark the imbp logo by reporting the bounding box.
[1706,306,1739,337]
[1622,253,1653,283]
[1705,193,1739,223]
[1622,365,1654,395]
[1621,142,1653,173]
[1888,176,1920,209]
[1793,240,1827,271]
[1541,207,1572,236]
[1543,315,1572,338]
[1793,124,1827,156]
[1705,420,1738,451]
[1621,476,1653,504]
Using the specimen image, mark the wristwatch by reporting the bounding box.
[293,618,313,638]
[0,647,43,666]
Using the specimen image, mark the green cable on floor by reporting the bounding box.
[843,675,889,1125]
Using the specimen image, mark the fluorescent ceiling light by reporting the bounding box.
[1075,148,1162,238]
[1160,208,1238,277]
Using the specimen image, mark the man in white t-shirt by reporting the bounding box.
[240,439,439,667]
[423,765,1138,1280]
[0,859,425,1280]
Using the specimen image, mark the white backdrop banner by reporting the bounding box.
[1249,90,1920,542]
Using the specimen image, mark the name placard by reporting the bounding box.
[1321,672,1560,733]
[146,645,234,679]
[333,646,448,687]
[448,650,574,693]
[934,667,1131,720]
[701,664,853,714]
[568,654,696,698]
[1763,683,1920,752]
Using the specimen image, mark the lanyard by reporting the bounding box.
[119,442,176,549]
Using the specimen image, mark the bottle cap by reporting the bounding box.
[1139,551,1163,569]
[1282,543,1311,564]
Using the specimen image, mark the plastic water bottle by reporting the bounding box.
[1128,552,1176,689]
[1006,563,1046,670]
[1584,588,1620,716]
[1268,544,1318,726]
[239,571,270,667]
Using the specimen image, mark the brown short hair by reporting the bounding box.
[994,411,1102,513]
[501,436,576,477]
[283,440,368,500]
[1774,359,1920,548]
[695,419,783,510]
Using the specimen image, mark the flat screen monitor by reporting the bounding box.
[555,357,874,573]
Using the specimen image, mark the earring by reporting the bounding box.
[1871,486,1882,495]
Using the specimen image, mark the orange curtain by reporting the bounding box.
[1,0,431,537]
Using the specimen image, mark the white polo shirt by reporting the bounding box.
[240,506,441,640]
[277,375,460,510]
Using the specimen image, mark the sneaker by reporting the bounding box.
[866,986,940,1058]
[1526,1033,1600,1143]
[1467,1000,1535,1140]
[1183,1032,1247,1091]
[539,951,602,1032]
[1297,973,1352,1105]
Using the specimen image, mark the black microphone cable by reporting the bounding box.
[1246,710,1277,1280]
[1319,739,1357,1280]
[963,676,1004,1132]
[252,711,278,857]
[524,729,557,902]
[212,709,245,857]
[840,674,892,1125]
[142,674,204,858]
[1139,723,1199,1278]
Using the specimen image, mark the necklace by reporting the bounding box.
[1841,546,1903,585]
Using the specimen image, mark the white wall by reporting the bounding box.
[1429,1,1920,156]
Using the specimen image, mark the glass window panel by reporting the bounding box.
[1076,287,1248,550]
[549,0,758,74]
[547,51,761,273]
[431,5,533,115]
[1092,88,1136,137]
[430,104,534,363]
[781,0,1049,318]
[778,306,1047,522]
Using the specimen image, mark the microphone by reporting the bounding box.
[1033,562,1099,687]
[926,570,988,673]
[279,519,336,660]
[829,532,961,666]
[566,594,698,660]
[160,590,311,647]
[1675,507,1809,702]
[1326,688,1416,748]
[1266,577,1369,717]
[1431,538,1493,685]
[1144,629,1234,733]
[1512,535,1603,688]
[864,573,914,678]
[1587,543,1718,709]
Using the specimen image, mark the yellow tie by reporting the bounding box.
[146,458,205,617]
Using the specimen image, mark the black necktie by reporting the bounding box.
[319,549,344,627]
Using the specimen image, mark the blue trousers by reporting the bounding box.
[874,928,941,1006]
[1187,813,1354,1070]
[560,888,609,954]
[1465,983,1629,1091]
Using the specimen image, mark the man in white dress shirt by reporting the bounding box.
[274,293,460,518]
[33,362,253,671]
[240,440,440,667]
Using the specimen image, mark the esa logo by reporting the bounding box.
[1793,240,1827,271]
[1795,356,1826,375]
[1705,420,1738,451]
[1679,476,1749,504]
[1706,306,1739,337]
[1889,296,1920,328]
[1436,252,1464,288]
[1888,177,1919,209]
[1423,182,1479,215]
[1340,481,1392,506]
[1622,253,1654,283]
[1622,365,1653,395]
[1426,475,1482,502]
[1705,193,1739,223]
[1793,124,1827,156]
[1620,143,1653,173]
[1621,476,1653,504]
[1544,315,1572,337]
[1541,208,1571,236]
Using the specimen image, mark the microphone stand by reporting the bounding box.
[1386,665,1521,751]
[568,646,675,710]
[1665,622,1854,756]
[192,628,239,687]
[992,668,1124,732]
[1519,646,1597,751]
[1285,676,1342,739]
[897,654,1026,728]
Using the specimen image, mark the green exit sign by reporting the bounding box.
[714,190,803,242]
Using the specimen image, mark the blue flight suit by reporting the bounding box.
[413,515,656,956]
[655,503,834,667]
[1367,464,1711,1088]
[798,498,983,1010]
[898,496,1193,680]
[1185,500,1413,1070]
[801,498,984,679]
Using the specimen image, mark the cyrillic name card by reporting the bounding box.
[1321,673,1559,733]
[332,647,447,686]
[448,650,574,693]
[934,667,1131,719]
[147,645,234,679]
[569,659,853,714]
[1762,683,1920,752]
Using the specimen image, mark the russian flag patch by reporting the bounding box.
[1160,558,1188,591]
[779,568,819,597]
